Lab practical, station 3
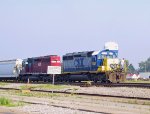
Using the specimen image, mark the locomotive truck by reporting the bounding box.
[0,42,127,83]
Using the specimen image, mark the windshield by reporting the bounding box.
[98,51,117,59]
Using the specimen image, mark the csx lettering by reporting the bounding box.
[74,58,84,67]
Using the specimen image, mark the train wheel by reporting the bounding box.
[106,72,116,83]
[120,73,126,82]
[94,80,97,83]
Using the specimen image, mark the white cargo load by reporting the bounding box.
[104,42,119,51]
[0,59,23,78]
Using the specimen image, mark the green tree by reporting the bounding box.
[125,60,136,73]
[139,57,150,72]
[128,64,135,73]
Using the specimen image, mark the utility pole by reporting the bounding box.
[145,63,147,72]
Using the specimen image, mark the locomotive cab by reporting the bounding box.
[91,50,118,72]
[91,49,126,83]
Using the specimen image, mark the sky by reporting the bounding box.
[0,0,150,68]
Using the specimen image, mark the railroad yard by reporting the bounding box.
[1,0,150,113]
[0,82,150,114]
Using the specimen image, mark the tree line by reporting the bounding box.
[127,57,150,74]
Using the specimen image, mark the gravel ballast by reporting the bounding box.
[1,83,150,98]
[17,104,99,114]
[73,87,150,98]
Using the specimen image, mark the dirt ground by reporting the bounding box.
[1,83,150,98]
[0,106,28,114]
[0,83,150,114]
[0,89,150,114]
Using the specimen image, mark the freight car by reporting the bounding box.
[0,59,23,81]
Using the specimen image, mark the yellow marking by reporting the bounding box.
[21,90,30,94]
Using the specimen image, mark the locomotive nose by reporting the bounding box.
[110,64,118,69]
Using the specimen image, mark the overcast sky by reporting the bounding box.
[0,0,150,68]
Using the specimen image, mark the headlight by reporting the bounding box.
[102,66,105,71]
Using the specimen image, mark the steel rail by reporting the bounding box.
[12,99,110,114]
[0,87,150,101]
[1,81,150,88]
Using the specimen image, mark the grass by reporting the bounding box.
[1,89,150,107]
[18,92,61,98]
[37,84,69,90]
[19,84,38,90]
[127,100,138,104]
[19,84,69,90]
[7,90,65,98]
[111,98,150,106]
[126,99,150,106]
[3,89,73,99]
[0,82,7,86]
[125,80,150,83]
[0,97,24,107]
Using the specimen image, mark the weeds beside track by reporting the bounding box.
[0,87,149,101]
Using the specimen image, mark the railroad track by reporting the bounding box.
[0,87,149,101]
[92,83,150,88]
[1,81,150,88]
[19,100,109,114]
[53,82,150,88]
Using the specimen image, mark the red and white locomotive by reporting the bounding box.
[0,55,61,82]
[20,55,61,82]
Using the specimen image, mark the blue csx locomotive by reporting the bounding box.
[62,42,126,83]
